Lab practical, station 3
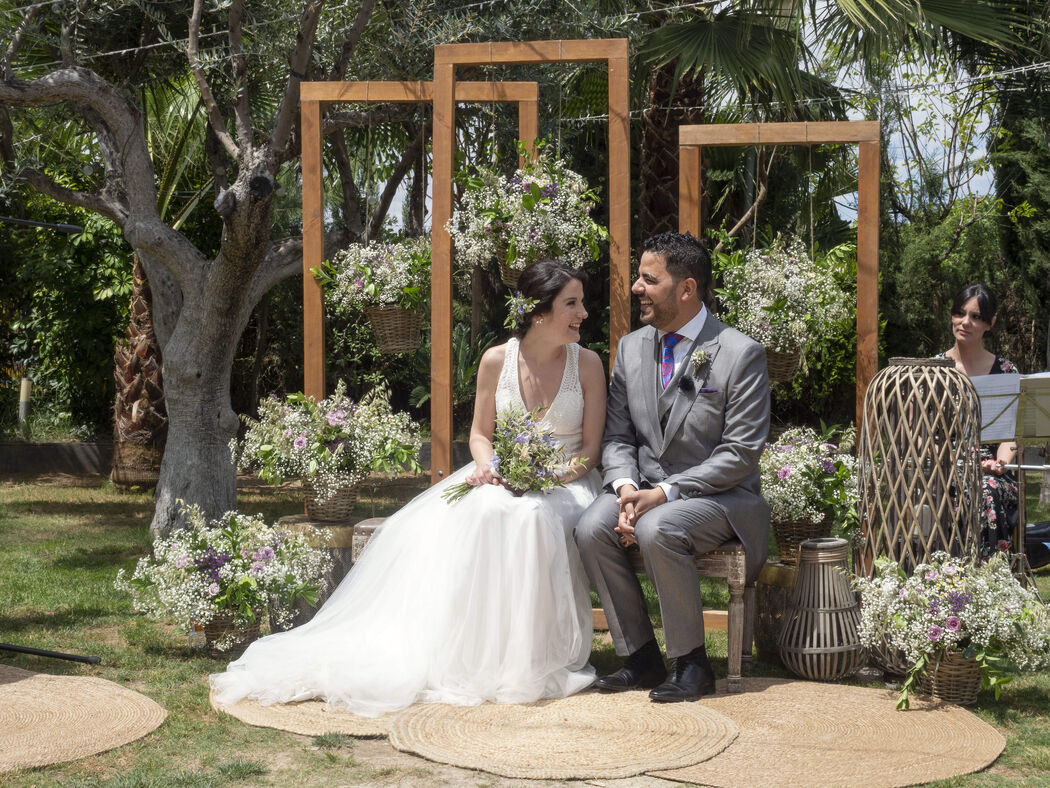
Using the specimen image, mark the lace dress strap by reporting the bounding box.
[495,337,524,414]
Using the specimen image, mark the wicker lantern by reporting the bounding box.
[858,358,982,575]
[778,538,863,681]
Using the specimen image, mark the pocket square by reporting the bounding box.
[699,387,719,394]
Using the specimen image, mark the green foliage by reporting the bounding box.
[411,323,497,430]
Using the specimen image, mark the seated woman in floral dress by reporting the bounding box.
[938,283,1020,555]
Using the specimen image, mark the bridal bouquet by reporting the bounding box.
[115,504,333,650]
[854,551,1050,708]
[442,407,580,503]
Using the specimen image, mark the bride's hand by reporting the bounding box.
[466,464,502,487]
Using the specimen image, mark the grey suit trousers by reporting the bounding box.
[576,491,735,658]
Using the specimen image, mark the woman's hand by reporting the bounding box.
[981,458,1006,476]
[466,463,502,487]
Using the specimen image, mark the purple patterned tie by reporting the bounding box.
[661,333,683,388]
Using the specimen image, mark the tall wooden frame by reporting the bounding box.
[678,121,880,427]
[300,80,540,400]
[432,39,631,481]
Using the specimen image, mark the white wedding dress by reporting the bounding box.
[211,338,600,716]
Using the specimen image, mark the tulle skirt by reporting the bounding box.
[210,464,600,717]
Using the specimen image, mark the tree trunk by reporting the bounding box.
[111,254,168,487]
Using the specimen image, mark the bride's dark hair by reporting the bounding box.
[509,260,588,339]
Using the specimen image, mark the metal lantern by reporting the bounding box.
[858,358,982,575]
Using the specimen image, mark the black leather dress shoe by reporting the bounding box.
[595,641,667,693]
[648,656,716,702]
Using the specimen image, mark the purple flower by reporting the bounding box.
[353,276,364,289]
[924,569,939,581]
[174,555,189,569]
[490,455,501,471]
[208,583,220,597]
[257,546,274,561]
[251,561,265,576]
[927,625,944,642]
[945,615,961,632]
[325,412,345,427]
[777,465,792,481]
[283,428,293,438]
[947,591,970,613]
[820,458,836,474]
[293,436,308,450]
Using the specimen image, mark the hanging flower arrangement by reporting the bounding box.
[446,145,607,280]
[315,235,431,314]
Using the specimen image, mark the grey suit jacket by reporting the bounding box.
[601,315,772,581]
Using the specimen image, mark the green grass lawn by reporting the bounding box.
[1,474,1050,787]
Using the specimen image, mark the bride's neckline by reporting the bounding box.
[512,337,571,417]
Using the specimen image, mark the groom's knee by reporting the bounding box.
[574,496,619,550]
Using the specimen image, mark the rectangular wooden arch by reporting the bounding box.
[300,80,540,401]
[431,38,631,481]
[677,120,880,428]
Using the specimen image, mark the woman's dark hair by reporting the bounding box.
[509,260,588,338]
[951,283,998,327]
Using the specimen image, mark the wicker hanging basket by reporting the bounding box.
[304,482,358,522]
[499,258,523,289]
[858,358,982,577]
[364,306,422,354]
[765,345,802,383]
[202,609,261,654]
[773,518,832,565]
[778,537,864,681]
[919,649,981,705]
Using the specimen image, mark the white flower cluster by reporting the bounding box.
[320,236,430,313]
[114,504,333,650]
[760,426,858,526]
[855,551,1050,673]
[720,236,853,352]
[447,151,606,272]
[233,381,422,502]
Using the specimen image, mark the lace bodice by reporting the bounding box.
[495,338,585,457]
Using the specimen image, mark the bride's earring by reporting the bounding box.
[536,317,543,324]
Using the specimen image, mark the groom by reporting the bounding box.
[575,231,770,702]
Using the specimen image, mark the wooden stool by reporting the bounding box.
[628,539,755,692]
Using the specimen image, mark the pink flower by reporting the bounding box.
[942,564,958,576]
[353,276,364,289]
[777,465,792,481]
[208,583,220,597]
[925,570,939,581]
[174,555,189,569]
[283,428,293,438]
[251,561,265,575]
[945,616,961,632]
[927,625,944,642]
[325,412,345,427]
[293,436,308,449]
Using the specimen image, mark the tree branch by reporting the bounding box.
[3,4,38,80]
[328,0,377,81]
[714,147,775,252]
[228,0,252,147]
[188,0,240,160]
[324,106,417,134]
[20,168,124,221]
[271,0,328,160]
[367,121,430,239]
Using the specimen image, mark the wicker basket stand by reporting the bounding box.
[304,483,358,522]
[202,609,261,655]
[773,518,832,565]
[778,537,864,681]
[364,305,422,354]
[919,649,981,705]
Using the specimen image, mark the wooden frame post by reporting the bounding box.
[431,38,631,481]
[677,121,880,428]
[299,80,540,403]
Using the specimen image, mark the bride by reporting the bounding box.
[211,260,606,716]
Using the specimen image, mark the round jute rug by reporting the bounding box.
[388,690,738,780]
[210,690,389,737]
[0,665,167,772]
[649,678,1006,788]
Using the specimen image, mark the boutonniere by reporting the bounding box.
[690,348,709,378]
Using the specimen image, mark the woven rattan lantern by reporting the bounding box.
[858,358,982,575]
[778,538,863,681]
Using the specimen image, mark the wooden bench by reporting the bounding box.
[626,539,755,692]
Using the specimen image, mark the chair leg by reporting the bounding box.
[726,581,744,692]
[742,585,755,672]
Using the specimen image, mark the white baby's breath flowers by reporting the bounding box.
[317,236,430,313]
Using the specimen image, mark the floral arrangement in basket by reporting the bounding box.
[713,235,852,355]
[443,406,583,502]
[314,235,431,314]
[447,143,608,275]
[854,551,1050,708]
[760,425,859,535]
[115,504,334,650]
[233,381,423,503]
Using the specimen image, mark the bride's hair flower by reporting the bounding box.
[504,291,540,332]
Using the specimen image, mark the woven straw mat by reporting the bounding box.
[388,689,738,780]
[210,690,389,737]
[0,664,167,772]
[649,677,1006,788]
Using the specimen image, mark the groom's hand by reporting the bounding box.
[614,484,638,546]
[618,486,668,523]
